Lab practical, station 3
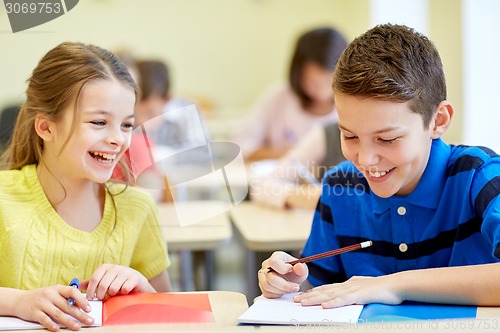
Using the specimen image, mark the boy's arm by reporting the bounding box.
[294,262,500,307]
[394,263,500,305]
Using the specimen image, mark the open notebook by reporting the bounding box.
[238,293,479,326]
[0,293,214,331]
[237,293,363,326]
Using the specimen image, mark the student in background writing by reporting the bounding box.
[250,122,345,210]
[0,42,172,331]
[231,27,347,161]
[259,24,500,307]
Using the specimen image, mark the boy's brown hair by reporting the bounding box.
[332,24,446,127]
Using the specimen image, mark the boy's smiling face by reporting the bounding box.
[336,92,437,198]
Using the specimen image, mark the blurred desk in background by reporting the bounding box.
[158,201,233,291]
[229,201,314,300]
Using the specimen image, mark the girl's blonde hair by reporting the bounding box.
[0,42,138,170]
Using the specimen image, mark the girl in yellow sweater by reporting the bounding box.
[0,42,171,331]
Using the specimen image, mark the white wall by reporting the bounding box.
[370,0,428,34]
[462,0,500,152]
[0,0,367,118]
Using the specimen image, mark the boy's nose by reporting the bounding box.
[357,145,380,167]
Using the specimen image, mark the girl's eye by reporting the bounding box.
[90,120,106,126]
[122,123,134,130]
[343,135,357,141]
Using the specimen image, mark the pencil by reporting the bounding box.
[266,241,372,273]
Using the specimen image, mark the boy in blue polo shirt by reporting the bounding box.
[258,23,500,307]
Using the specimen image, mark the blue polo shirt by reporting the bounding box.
[303,138,500,287]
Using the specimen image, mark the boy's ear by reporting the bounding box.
[34,115,55,141]
[430,101,454,139]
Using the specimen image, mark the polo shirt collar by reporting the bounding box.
[372,138,450,213]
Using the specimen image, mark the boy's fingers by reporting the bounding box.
[292,263,308,277]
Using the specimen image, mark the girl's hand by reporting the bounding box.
[80,264,154,300]
[258,251,309,299]
[11,286,94,332]
[293,275,403,308]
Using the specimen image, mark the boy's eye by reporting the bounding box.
[379,138,398,144]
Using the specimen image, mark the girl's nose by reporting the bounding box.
[107,127,126,147]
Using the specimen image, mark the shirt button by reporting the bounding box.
[399,243,408,252]
[397,206,407,215]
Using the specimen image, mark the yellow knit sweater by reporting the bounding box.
[0,164,170,289]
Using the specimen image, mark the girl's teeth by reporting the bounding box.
[96,152,115,159]
[91,152,117,163]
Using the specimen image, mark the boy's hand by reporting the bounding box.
[258,251,309,298]
[12,286,93,332]
[293,275,402,307]
[80,264,154,300]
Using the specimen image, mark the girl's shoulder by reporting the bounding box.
[0,165,36,190]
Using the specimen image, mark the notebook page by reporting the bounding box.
[238,293,363,326]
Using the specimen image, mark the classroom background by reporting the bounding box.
[1,0,499,300]
[1,0,499,151]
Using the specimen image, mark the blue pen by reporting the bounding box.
[67,278,79,306]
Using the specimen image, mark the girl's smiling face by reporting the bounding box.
[43,78,136,184]
[335,92,436,197]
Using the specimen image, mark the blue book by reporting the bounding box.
[359,301,477,322]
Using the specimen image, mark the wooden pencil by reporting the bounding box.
[266,241,372,273]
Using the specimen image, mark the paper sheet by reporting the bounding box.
[238,293,363,326]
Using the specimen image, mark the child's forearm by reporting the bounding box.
[393,263,500,305]
[148,270,172,292]
[0,287,25,316]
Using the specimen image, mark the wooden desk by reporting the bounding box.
[229,201,314,299]
[158,201,232,291]
[477,307,500,318]
[68,303,500,333]
[230,201,314,251]
[5,292,500,333]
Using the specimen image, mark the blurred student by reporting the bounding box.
[114,59,211,201]
[110,53,166,202]
[0,42,171,331]
[231,27,348,161]
[259,24,500,308]
[250,122,345,209]
[134,60,210,151]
